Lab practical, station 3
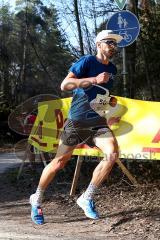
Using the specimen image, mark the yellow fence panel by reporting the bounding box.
[28,96,160,160]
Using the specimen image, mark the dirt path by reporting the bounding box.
[0,160,160,240]
[0,152,21,174]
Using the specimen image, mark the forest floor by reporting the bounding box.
[0,151,160,240]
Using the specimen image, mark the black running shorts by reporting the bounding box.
[60,118,112,147]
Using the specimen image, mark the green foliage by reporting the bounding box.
[0,1,74,106]
[135,4,160,100]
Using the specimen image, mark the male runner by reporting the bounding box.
[30,30,123,224]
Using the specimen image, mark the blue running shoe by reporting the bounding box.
[30,194,44,225]
[31,205,44,225]
[76,194,99,220]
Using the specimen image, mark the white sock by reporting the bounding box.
[30,186,44,206]
[83,183,98,200]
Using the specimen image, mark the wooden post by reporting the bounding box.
[16,142,29,180]
[116,159,138,185]
[70,156,84,196]
[40,152,47,167]
[69,157,137,196]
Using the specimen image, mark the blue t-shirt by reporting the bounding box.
[68,55,117,121]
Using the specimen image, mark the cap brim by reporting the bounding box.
[101,34,123,43]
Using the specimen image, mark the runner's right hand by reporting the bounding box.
[95,72,110,84]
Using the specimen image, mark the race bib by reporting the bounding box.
[90,94,112,116]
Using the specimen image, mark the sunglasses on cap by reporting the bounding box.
[100,40,117,47]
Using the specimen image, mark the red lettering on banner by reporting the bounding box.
[55,109,64,139]
[152,129,160,143]
[142,147,160,153]
[76,144,99,150]
[31,136,47,147]
[53,144,58,148]
[142,129,160,153]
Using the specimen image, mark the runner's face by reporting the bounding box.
[99,38,117,58]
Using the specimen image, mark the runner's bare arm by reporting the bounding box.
[61,72,110,91]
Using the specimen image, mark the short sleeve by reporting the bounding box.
[69,56,89,78]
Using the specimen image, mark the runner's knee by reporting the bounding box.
[103,148,119,164]
[50,156,69,171]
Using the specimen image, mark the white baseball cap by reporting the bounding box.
[95,30,123,43]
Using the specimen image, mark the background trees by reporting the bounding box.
[0,0,159,106]
[0,0,74,107]
[55,0,160,100]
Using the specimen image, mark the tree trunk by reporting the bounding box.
[92,0,97,35]
[126,1,138,98]
[17,2,28,103]
[127,0,155,100]
[73,0,84,56]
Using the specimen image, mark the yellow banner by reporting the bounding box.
[28,97,160,160]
